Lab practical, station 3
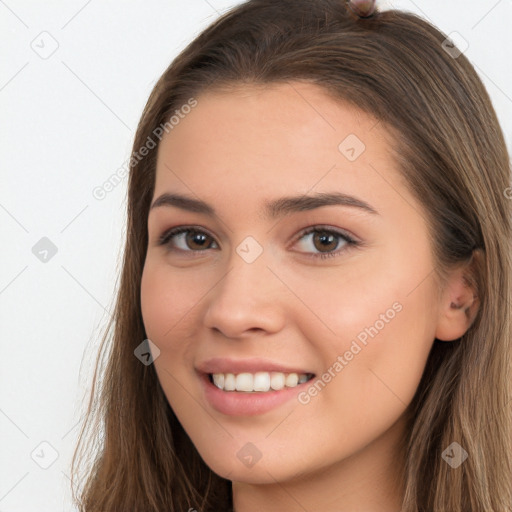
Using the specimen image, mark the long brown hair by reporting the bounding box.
[71,1,512,510]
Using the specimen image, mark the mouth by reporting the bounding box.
[199,370,317,416]
[207,371,315,392]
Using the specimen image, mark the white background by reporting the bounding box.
[1,0,511,510]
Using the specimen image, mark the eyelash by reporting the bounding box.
[157,225,360,260]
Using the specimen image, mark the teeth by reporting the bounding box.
[235,373,254,392]
[253,372,270,392]
[298,374,309,384]
[285,373,299,387]
[211,371,312,392]
[224,373,236,391]
[270,372,285,390]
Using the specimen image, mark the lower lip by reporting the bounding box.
[199,373,314,416]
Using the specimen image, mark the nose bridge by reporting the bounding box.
[203,237,284,335]
[218,238,271,304]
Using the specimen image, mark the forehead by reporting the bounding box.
[158,82,383,155]
[152,82,410,221]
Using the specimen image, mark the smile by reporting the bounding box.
[209,371,314,392]
[200,371,317,416]
[209,372,313,393]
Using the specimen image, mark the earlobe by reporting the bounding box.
[434,250,483,342]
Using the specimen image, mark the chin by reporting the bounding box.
[197,444,313,485]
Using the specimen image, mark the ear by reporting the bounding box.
[434,249,483,342]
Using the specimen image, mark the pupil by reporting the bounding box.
[187,232,209,249]
[314,232,337,252]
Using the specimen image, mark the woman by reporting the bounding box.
[71,0,512,510]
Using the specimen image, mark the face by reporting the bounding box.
[140,82,442,485]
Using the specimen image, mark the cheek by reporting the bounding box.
[140,259,209,342]
[287,250,437,415]
[140,263,238,477]
[140,262,206,414]
[140,262,203,396]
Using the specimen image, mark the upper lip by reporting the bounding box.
[196,357,314,375]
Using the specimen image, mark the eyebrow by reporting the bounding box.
[149,191,379,218]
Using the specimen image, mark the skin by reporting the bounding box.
[140,82,479,512]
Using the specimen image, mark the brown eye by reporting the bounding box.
[158,227,218,252]
[185,231,213,250]
[293,226,358,260]
[312,231,339,252]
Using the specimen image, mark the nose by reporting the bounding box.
[202,249,286,338]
